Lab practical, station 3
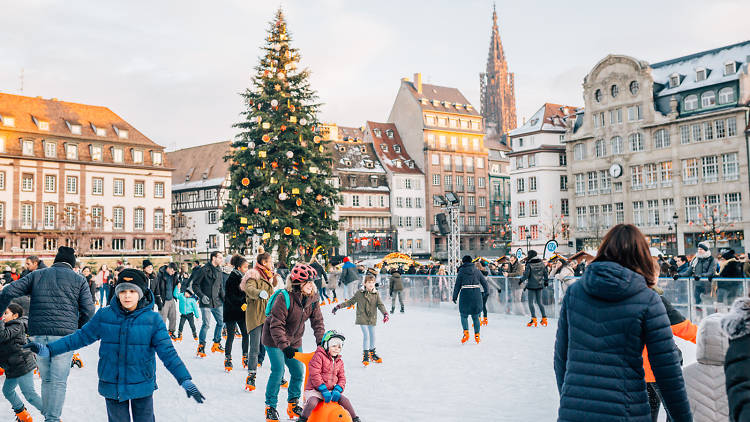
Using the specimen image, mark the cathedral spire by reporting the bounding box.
[480,4,517,137]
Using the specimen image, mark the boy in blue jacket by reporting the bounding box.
[25,269,204,422]
[173,284,200,341]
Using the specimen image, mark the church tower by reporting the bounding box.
[480,4,517,138]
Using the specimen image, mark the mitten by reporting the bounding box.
[259,290,269,299]
[23,342,49,357]
[383,313,389,323]
[317,384,333,403]
[282,346,297,360]
[331,305,340,315]
[331,385,343,402]
[181,380,205,403]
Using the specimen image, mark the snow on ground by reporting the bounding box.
[8,305,697,421]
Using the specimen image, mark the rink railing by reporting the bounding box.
[369,274,749,323]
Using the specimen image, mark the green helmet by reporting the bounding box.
[321,329,346,350]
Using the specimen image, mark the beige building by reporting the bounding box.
[566,41,750,254]
[0,93,171,261]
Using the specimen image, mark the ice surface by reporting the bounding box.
[9,306,697,421]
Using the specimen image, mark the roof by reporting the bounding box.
[404,80,481,117]
[509,103,579,137]
[366,121,422,175]
[0,92,161,148]
[336,125,365,142]
[167,141,232,190]
[330,136,386,174]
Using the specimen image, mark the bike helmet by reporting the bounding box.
[289,263,317,285]
[321,329,346,351]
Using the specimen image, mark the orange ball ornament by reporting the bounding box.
[262,134,270,143]
[271,161,278,168]
[296,198,302,206]
[241,177,250,186]
[283,227,292,235]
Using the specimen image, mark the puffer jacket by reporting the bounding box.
[554,261,692,422]
[192,263,224,308]
[722,297,750,422]
[47,291,191,402]
[174,287,200,318]
[452,262,488,315]
[0,317,36,378]
[692,255,718,278]
[304,346,346,392]
[340,288,388,326]
[0,262,95,336]
[520,258,548,289]
[389,273,404,293]
[223,269,246,322]
[339,262,359,286]
[262,288,325,350]
[683,313,730,422]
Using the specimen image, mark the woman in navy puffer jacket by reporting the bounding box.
[554,224,692,422]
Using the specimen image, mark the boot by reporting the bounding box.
[475,333,481,343]
[242,354,248,369]
[280,378,289,388]
[332,298,338,304]
[224,357,232,372]
[540,317,548,327]
[245,371,256,391]
[327,298,331,304]
[211,342,224,353]
[527,318,537,327]
[169,330,177,340]
[390,306,395,314]
[400,305,404,313]
[265,406,279,422]
[286,398,303,419]
[461,330,470,344]
[193,333,198,341]
[14,407,32,422]
[197,343,206,358]
[369,348,382,363]
[175,331,183,342]
[362,350,370,366]
[71,353,83,368]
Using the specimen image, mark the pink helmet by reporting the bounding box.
[290,263,317,284]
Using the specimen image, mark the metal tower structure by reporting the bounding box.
[447,205,461,275]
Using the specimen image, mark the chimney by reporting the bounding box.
[414,72,422,94]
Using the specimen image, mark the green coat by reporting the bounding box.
[243,269,275,331]
[389,273,404,293]
[340,289,388,326]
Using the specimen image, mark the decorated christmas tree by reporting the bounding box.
[220,8,339,263]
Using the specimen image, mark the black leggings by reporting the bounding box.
[224,317,249,358]
[482,294,489,318]
[647,382,673,422]
[527,289,546,318]
[179,314,197,336]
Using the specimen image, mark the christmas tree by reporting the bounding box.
[221,8,339,263]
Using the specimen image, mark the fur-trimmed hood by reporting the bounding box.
[722,297,750,340]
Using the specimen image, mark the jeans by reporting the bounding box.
[32,335,74,422]
[342,283,356,300]
[159,300,177,332]
[105,395,155,422]
[265,346,304,408]
[199,306,223,344]
[247,324,263,371]
[178,314,197,336]
[99,284,109,307]
[527,289,546,318]
[224,317,248,358]
[460,313,481,334]
[360,325,376,349]
[391,291,404,310]
[2,370,43,413]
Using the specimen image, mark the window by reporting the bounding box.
[588,205,600,229]
[113,148,123,163]
[207,210,218,224]
[629,133,643,151]
[415,197,423,208]
[113,207,124,229]
[66,176,78,194]
[627,105,642,121]
[685,196,699,223]
[154,210,164,231]
[465,156,474,172]
[576,207,587,229]
[670,74,680,88]
[21,204,33,228]
[454,156,463,171]
[477,177,485,188]
[476,157,484,169]
[461,137,468,150]
[113,179,124,196]
[682,158,699,184]
[134,181,144,197]
[352,195,360,206]
[701,156,718,182]
[725,193,742,221]
[438,135,446,149]
[473,139,480,151]
[595,139,607,157]
[91,145,102,161]
[2,116,15,127]
[91,207,102,229]
[587,171,598,194]
[662,199,674,222]
[432,174,440,186]
[701,91,715,108]
[110,238,124,251]
[152,152,163,166]
[517,201,525,217]
[65,144,78,160]
[615,203,624,224]
[22,174,34,191]
[44,238,57,251]
[133,238,145,250]
[70,124,81,135]
[653,129,670,149]
[715,119,726,138]
[433,195,442,206]
[695,68,707,81]
[44,205,56,228]
[456,176,464,188]
[64,205,77,227]
[529,177,537,191]
[573,143,585,160]
[90,238,103,251]
[723,152,739,180]
[44,141,56,158]
[559,153,567,166]
[630,166,642,189]
[405,197,413,208]
[633,201,644,226]
[20,237,35,250]
[647,200,660,226]
[725,62,736,75]
[560,175,568,191]
[684,95,698,111]
[527,154,535,168]
[478,196,486,208]
[599,170,611,192]
[594,89,602,103]
[610,136,623,155]
[660,161,673,185]
[629,80,640,95]
[718,87,735,104]
[693,124,703,142]
[561,199,569,216]
[644,163,657,187]
[22,140,34,156]
[529,200,538,217]
[444,175,452,189]
[443,155,451,171]
[728,117,737,137]
[133,150,143,163]
[516,178,525,193]
[89,177,103,195]
[431,154,439,165]
[0,172,4,190]
[575,174,585,196]
[44,175,56,193]
[680,126,690,144]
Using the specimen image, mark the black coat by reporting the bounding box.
[452,262,488,315]
[223,269,246,322]
[192,263,224,308]
[723,299,750,422]
[521,258,548,289]
[0,317,36,378]
[153,267,176,309]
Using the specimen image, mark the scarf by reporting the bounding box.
[255,263,273,281]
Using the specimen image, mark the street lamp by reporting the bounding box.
[672,212,679,254]
[205,238,211,262]
[524,226,530,255]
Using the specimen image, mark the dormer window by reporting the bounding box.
[22,139,34,156]
[669,73,680,88]
[380,144,388,152]
[385,129,394,139]
[90,145,102,161]
[725,61,736,75]
[65,143,78,160]
[432,99,440,106]
[466,105,473,111]
[443,101,450,108]
[407,161,414,169]
[112,147,124,163]
[96,127,106,137]
[348,175,357,187]
[395,160,402,168]
[420,98,428,105]
[373,128,381,137]
[2,116,15,127]
[393,145,401,153]
[359,145,366,153]
[695,67,707,82]
[152,151,163,166]
[364,160,374,169]
[34,117,49,131]
[369,175,378,187]
[65,121,81,135]
[114,127,129,139]
[133,149,143,164]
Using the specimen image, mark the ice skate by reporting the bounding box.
[245,371,256,391]
[332,298,338,304]
[481,317,488,326]
[242,354,248,369]
[390,306,395,313]
[527,318,537,327]
[197,343,206,358]
[475,333,481,343]
[362,350,370,366]
[286,398,303,419]
[265,406,279,422]
[224,357,233,372]
[193,333,198,341]
[461,329,470,344]
[169,330,177,341]
[14,407,32,422]
[369,348,382,363]
[175,331,183,342]
[71,353,83,368]
[540,317,548,327]
[211,342,224,353]
[400,305,404,313]
[327,298,332,304]
[280,378,289,388]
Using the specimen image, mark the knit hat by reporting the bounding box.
[527,250,538,260]
[342,257,350,263]
[462,255,473,264]
[53,246,76,268]
[697,241,711,252]
[142,259,154,270]
[114,269,148,301]
[721,248,736,260]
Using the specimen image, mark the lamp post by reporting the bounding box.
[525,226,530,255]
[672,211,679,254]
[205,238,211,262]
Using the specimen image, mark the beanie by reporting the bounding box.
[527,250,538,259]
[53,246,76,268]
[462,255,473,264]
[142,259,154,270]
[721,248,736,260]
[114,269,149,301]
[697,241,711,252]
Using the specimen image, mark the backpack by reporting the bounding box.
[264,290,290,316]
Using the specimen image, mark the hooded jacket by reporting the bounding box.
[520,257,549,289]
[682,313,730,422]
[0,316,37,378]
[554,261,692,422]
[389,273,404,293]
[304,346,346,392]
[173,287,200,319]
[340,288,388,326]
[243,267,275,331]
[339,261,359,286]
[722,297,750,422]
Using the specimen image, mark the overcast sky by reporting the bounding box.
[1,0,748,150]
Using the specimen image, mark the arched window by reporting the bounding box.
[701,91,716,108]
[684,95,698,111]
[610,136,623,155]
[653,129,670,149]
[595,139,607,157]
[629,133,643,152]
[718,87,735,104]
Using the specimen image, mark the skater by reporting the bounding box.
[722,297,750,422]
[0,246,95,422]
[309,255,329,305]
[242,252,275,391]
[389,268,404,313]
[25,268,205,422]
[452,255,488,344]
[549,258,575,300]
[504,254,526,315]
[96,264,112,308]
[262,263,325,422]
[475,260,490,326]
[554,224,692,422]
[690,242,717,306]
[193,251,225,357]
[142,260,156,297]
[83,266,97,305]
[519,250,549,327]
[153,263,179,339]
[223,254,250,372]
[174,285,200,341]
[299,330,362,422]
[333,273,389,366]
[326,264,339,304]
[682,313,729,422]
[0,304,42,422]
[339,257,359,301]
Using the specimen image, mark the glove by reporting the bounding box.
[672,274,679,281]
[23,342,49,358]
[241,303,247,311]
[155,295,164,310]
[543,281,549,288]
[317,384,333,403]
[181,380,205,403]
[282,346,297,360]
[383,313,389,323]
[259,290,269,300]
[331,305,340,315]
[200,296,210,305]
[331,385,343,402]
[694,275,701,282]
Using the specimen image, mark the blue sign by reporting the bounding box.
[546,240,558,252]
[515,248,523,260]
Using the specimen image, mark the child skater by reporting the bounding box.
[299,330,361,422]
[0,303,41,422]
[24,269,205,422]
[332,273,389,366]
[174,284,200,341]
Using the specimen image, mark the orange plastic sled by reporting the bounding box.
[294,352,353,422]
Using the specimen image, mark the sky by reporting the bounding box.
[0,0,748,150]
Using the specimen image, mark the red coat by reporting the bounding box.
[305,346,346,391]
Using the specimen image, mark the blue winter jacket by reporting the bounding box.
[174,287,200,318]
[553,261,692,422]
[47,291,191,402]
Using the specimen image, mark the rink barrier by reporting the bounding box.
[370,274,749,323]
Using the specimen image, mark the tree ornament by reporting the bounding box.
[270,177,277,184]
[289,104,296,112]
[241,177,250,186]
[283,227,292,235]
[257,103,262,110]
[274,84,281,91]
[240,217,248,224]
[293,229,300,236]
[318,146,324,153]
[271,218,279,225]
[248,141,255,149]
[296,198,302,206]
[313,136,321,143]
[300,118,307,126]
[280,125,287,131]
[289,116,297,123]
[263,70,270,77]
[278,191,287,200]
[262,233,271,240]
[309,166,318,174]
[270,99,279,108]
[284,50,292,59]
[277,72,285,80]
[305,186,313,194]
[286,151,294,159]
[262,134,270,142]
[241,197,250,206]
[274,234,280,240]
[271,161,278,168]
[316,194,323,201]
[258,151,267,158]
[273,43,281,51]
[291,187,300,194]
[254,208,260,214]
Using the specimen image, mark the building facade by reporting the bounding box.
[479,5,517,137]
[388,73,492,258]
[167,141,231,259]
[0,93,171,261]
[487,136,512,253]
[366,121,430,257]
[566,41,750,254]
[509,103,577,256]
